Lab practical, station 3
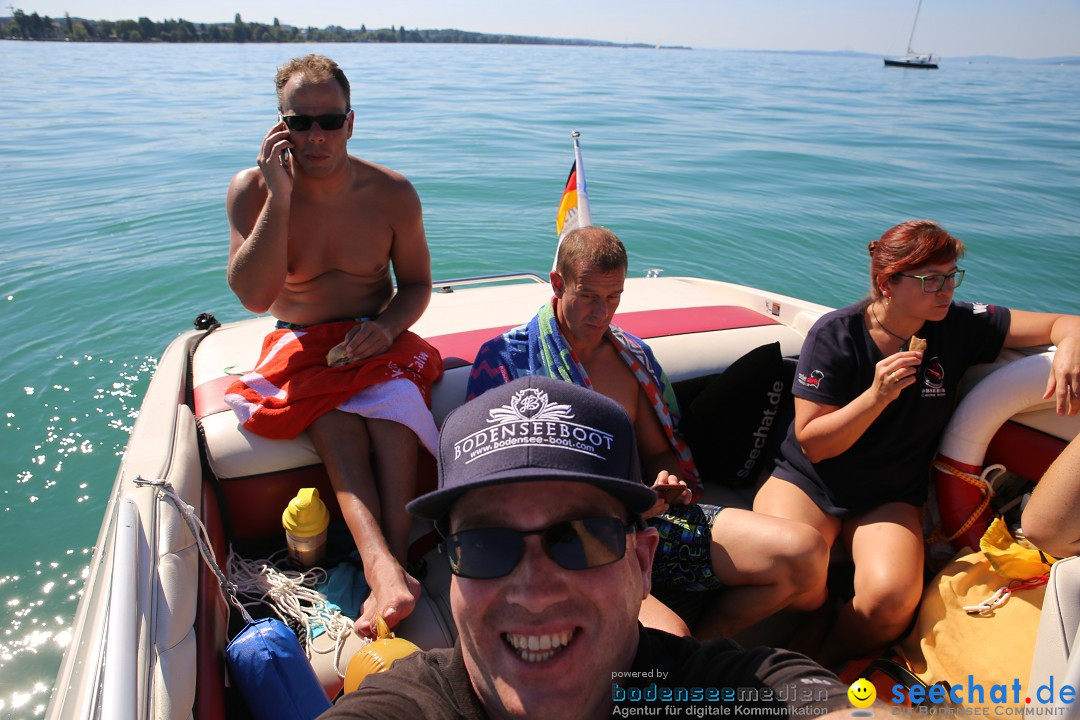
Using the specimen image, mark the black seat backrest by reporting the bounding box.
[671,343,797,489]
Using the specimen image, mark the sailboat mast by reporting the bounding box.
[906,0,924,55]
[883,0,936,68]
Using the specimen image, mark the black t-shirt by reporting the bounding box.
[773,299,1010,514]
[318,625,851,719]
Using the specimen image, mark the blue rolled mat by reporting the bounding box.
[225,617,332,720]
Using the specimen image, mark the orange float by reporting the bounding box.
[342,614,421,694]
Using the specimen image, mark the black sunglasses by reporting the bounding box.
[442,516,640,580]
[279,112,350,132]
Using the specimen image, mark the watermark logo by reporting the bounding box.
[610,674,832,716]
[888,675,1076,715]
[849,678,876,716]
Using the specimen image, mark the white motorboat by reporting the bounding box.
[44,273,1078,718]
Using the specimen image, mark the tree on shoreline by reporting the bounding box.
[0,7,643,46]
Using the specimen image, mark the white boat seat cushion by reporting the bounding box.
[191,307,805,483]
[1029,555,1080,693]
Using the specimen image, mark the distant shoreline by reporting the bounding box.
[0,10,691,49]
[5,11,1078,62]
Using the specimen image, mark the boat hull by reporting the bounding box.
[884,57,939,69]
[45,274,1078,719]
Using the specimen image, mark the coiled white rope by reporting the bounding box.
[135,476,359,678]
[227,549,360,676]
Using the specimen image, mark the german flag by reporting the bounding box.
[556,161,583,240]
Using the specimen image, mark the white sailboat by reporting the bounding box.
[884,0,939,69]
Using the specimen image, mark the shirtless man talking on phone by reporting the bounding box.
[226,54,440,636]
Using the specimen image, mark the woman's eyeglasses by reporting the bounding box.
[279,112,350,132]
[442,516,640,580]
[895,269,965,293]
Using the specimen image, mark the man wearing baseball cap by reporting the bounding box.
[320,376,859,719]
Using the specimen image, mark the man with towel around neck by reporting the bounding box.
[465,226,828,639]
[224,54,442,637]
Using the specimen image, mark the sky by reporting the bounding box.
[12,0,1080,59]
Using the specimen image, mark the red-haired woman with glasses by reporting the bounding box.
[753,219,1080,666]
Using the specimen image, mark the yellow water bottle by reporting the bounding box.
[282,487,330,567]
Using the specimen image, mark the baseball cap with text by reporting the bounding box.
[407,375,656,521]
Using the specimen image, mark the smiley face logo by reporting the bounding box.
[848,678,876,708]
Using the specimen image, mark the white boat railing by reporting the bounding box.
[100,498,140,720]
[432,272,547,293]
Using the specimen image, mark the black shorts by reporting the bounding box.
[772,462,926,517]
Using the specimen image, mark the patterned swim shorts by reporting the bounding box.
[648,502,725,592]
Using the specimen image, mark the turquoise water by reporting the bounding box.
[1,40,1078,715]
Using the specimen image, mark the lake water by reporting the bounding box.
[1,40,1078,716]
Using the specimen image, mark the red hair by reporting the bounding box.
[868,220,965,298]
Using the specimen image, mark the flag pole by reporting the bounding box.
[571,131,591,227]
[553,131,592,274]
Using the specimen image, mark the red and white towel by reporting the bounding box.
[224,321,444,452]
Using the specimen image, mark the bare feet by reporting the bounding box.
[353,559,421,637]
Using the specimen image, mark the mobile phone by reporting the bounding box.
[280,147,291,169]
[654,485,687,503]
